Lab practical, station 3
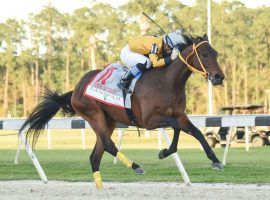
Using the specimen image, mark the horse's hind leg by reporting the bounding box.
[87,112,144,189]
[90,135,104,189]
[89,117,116,189]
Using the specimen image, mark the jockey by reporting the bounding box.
[118,29,186,93]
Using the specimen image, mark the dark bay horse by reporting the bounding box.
[20,34,225,189]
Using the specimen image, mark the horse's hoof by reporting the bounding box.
[158,150,165,159]
[134,167,145,175]
[212,162,223,170]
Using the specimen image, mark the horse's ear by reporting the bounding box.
[203,33,209,41]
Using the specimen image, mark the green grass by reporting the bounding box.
[0,148,270,183]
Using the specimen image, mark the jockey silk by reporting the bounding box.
[120,45,152,71]
[127,35,172,67]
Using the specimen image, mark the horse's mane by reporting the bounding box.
[178,34,205,52]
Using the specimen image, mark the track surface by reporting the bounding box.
[0,181,269,200]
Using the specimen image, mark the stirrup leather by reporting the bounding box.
[118,79,132,94]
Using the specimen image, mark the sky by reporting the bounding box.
[0,0,269,23]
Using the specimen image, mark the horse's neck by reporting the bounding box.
[165,55,192,92]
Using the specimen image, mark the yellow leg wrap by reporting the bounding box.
[93,171,103,190]
[116,152,133,168]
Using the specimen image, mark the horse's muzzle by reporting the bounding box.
[210,74,224,85]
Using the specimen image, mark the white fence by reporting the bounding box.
[1,115,269,185]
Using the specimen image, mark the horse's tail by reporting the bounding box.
[20,88,75,148]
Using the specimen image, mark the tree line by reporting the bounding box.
[0,0,269,117]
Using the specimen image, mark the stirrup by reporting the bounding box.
[124,88,132,94]
[118,81,132,94]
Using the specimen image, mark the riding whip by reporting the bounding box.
[142,12,178,49]
[142,12,166,34]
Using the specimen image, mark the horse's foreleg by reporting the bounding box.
[159,129,180,159]
[179,114,223,170]
[90,113,145,176]
[89,127,144,189]
[144,114,180,130]
[98,132,145,175]
[143,114,182,159]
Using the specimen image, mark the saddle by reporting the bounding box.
[84,63,140,126]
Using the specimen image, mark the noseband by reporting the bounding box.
[178,41,209,78]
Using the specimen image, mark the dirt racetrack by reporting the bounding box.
[0,181,269,200]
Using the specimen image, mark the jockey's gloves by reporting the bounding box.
[171,48,179,60]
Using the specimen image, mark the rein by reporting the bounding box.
[178,41,209,78]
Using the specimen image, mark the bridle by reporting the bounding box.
[178,41,209,78]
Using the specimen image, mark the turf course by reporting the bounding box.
[0,148,269,183]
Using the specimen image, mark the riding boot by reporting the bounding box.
[118,71,135,94]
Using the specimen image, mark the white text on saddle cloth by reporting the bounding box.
[84,63,127,109]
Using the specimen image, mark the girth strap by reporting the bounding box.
[123,91,141,137]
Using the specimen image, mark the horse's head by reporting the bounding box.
[179,34,225,85]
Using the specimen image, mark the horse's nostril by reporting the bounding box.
[214,74,223,81]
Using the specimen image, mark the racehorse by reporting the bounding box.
[20,34,225,189]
